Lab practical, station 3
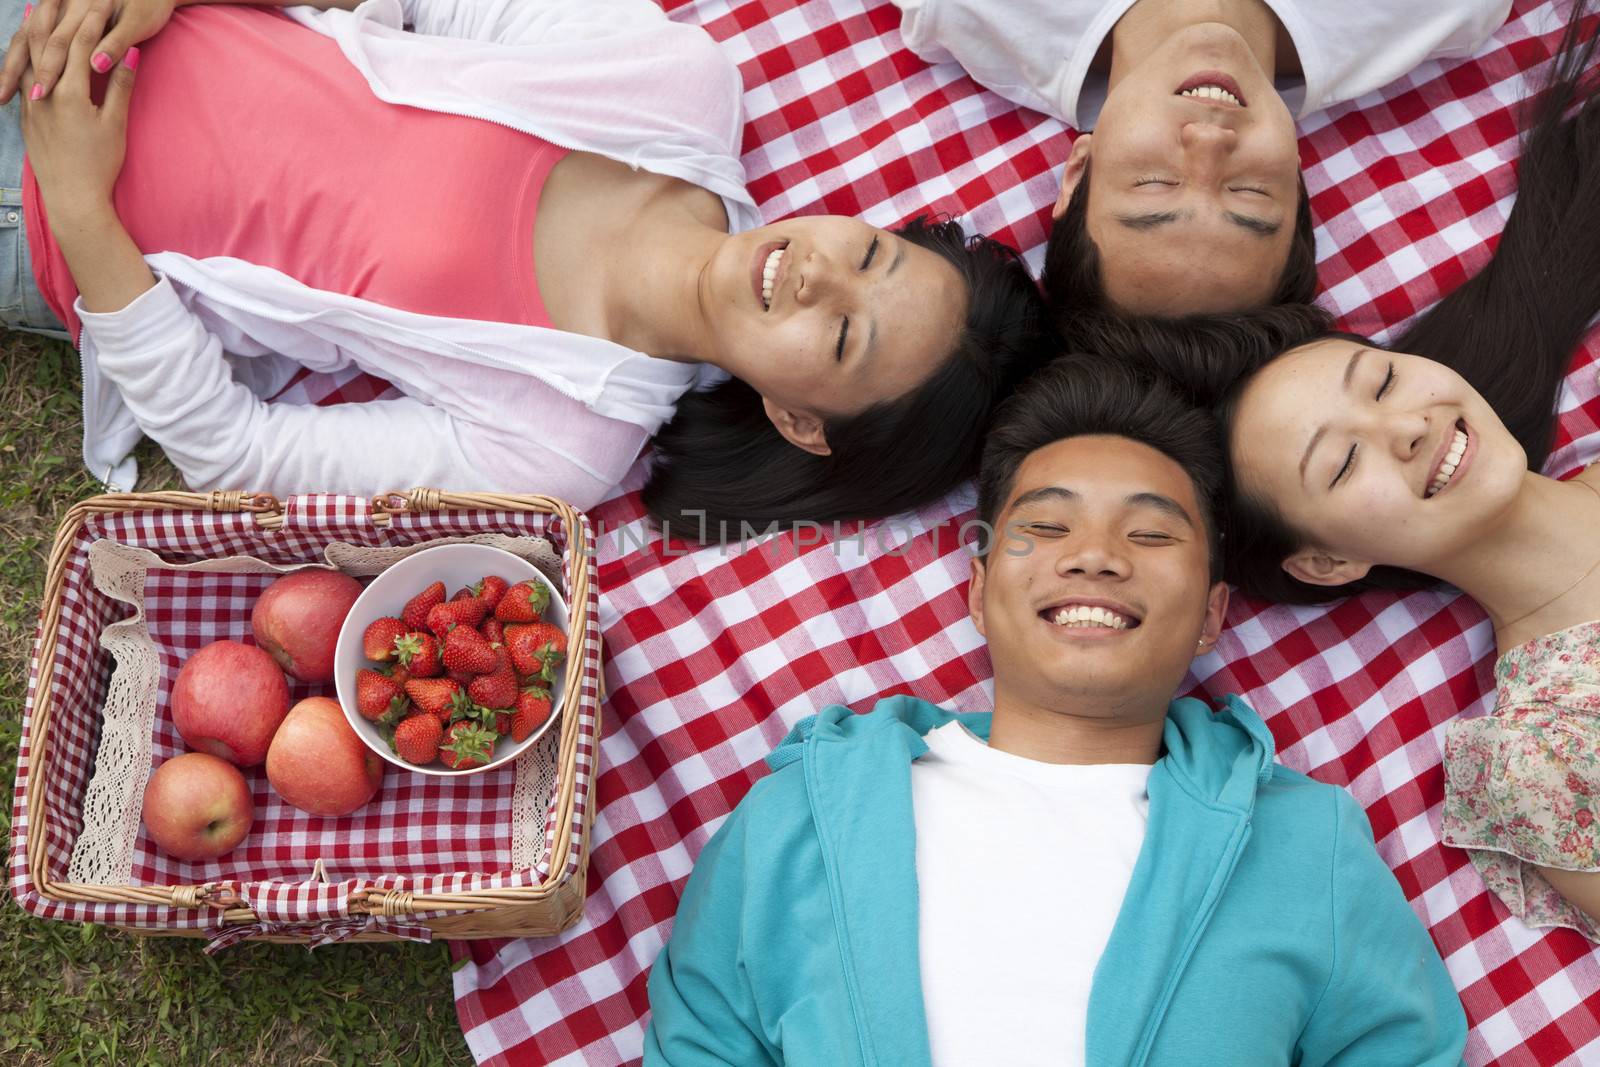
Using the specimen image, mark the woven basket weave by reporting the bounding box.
[14,488,600,946]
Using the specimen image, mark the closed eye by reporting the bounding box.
[1229,184,1270,195]
[1130,531,1175,543]
[860,236,879,271]
[1330,444,1357,489]
[1376,362,1395,400]
[1135,177,1179,187]
[835,318,848,362]
[1023,522,1067,535]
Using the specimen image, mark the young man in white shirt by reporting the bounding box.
[891,0,1511,321]
[644,357,1466,1066]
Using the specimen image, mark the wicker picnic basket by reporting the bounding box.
[11,488,602,949]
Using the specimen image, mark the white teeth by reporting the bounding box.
[760,247,785,309]
[1427,427,1469,497]
[1047,605,1133,630]
[1179,84,1241,106]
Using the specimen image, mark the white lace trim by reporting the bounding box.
[68,533,562,886]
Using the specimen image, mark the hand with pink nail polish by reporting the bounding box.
[17,18,140,229]
[0,0,174,104]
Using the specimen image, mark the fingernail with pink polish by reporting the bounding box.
[22,4,32,18]
[91,52,111,73]
[121,46,139,71]
[28,83,41,100]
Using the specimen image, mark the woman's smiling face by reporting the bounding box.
[701,216,967,441]
[1229,339,1528,583]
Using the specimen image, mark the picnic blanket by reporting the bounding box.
[270,0,1600,1062]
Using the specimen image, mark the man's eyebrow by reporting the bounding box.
[1114,210,1186,231]
[1224,211,1281,237]
[1009,486,1079,510]
[1125,492,1195,530]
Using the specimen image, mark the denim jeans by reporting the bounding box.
[0,0,69,339]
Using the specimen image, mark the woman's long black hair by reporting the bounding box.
[1081,1,1600,603]
[641,216,1048,541]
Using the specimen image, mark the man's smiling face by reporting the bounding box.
[1061,22,1300,315]
[970,434,1228,720]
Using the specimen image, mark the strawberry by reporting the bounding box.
[393,714,443,765]
[392,631,441,678]
[404,677,461,720]
[493,711,513,735]
[356,668,409,721]
[474,575,509,611]
[505,622,568,679]
[469,658,519,709]
[494,579,550,623]
[440,720,498,770]
[362,616,409,662]
[402,580,446,632]
[387,662,412,687]
[443,624,498,674]
[480,618,504,646]
[511,685,554,742]
[450,586,476,602]
[427,597,487,638]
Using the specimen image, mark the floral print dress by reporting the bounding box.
[1441,620,1600,941]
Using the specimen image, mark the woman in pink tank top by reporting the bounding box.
[0,0,1049,530]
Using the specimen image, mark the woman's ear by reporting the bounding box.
[1282,547,1371,588]
[1053,135,1092,221]
[762,398,831,456]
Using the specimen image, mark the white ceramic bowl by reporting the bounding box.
[333,543,567,776]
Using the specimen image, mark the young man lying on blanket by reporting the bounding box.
[890,0,1510,321]
[643,358,1466,1066]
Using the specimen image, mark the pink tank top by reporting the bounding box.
[25,6,567,338]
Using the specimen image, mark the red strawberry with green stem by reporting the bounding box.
[393,714,443,765]
[511,685,554,742]
[443,624,499,675]
[402,581,446,632]
[363,616,409,662]
[356,668,409,722]
[494,580,550,623]
[505,622,568,679]
[480,618,504,646]
[440,720,497,770]
[427,598,487,638]
[474,575,509,611]
[404,677,461,720]
[392,631,441,678]
[468,657,519,709]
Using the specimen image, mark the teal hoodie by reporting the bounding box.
[645,695,1466,1066]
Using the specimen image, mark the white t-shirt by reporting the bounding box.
[890,0,1512,128]
[910,721,1152,1067]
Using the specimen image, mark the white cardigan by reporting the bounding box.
[76,0,761,506]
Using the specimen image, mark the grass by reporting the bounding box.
[0,333,474,1065]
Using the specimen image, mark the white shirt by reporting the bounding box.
[76,0,761,503]
[910,721,1151,1067]
[889,0,1512,128]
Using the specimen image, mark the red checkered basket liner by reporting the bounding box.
[8,489,601,948]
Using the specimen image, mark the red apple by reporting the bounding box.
[266,697,384,816]
[142,752,254,860]
[171,640,290,767]
[251,569,363,683]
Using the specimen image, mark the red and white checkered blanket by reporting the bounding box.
[287,0,1600,1062]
